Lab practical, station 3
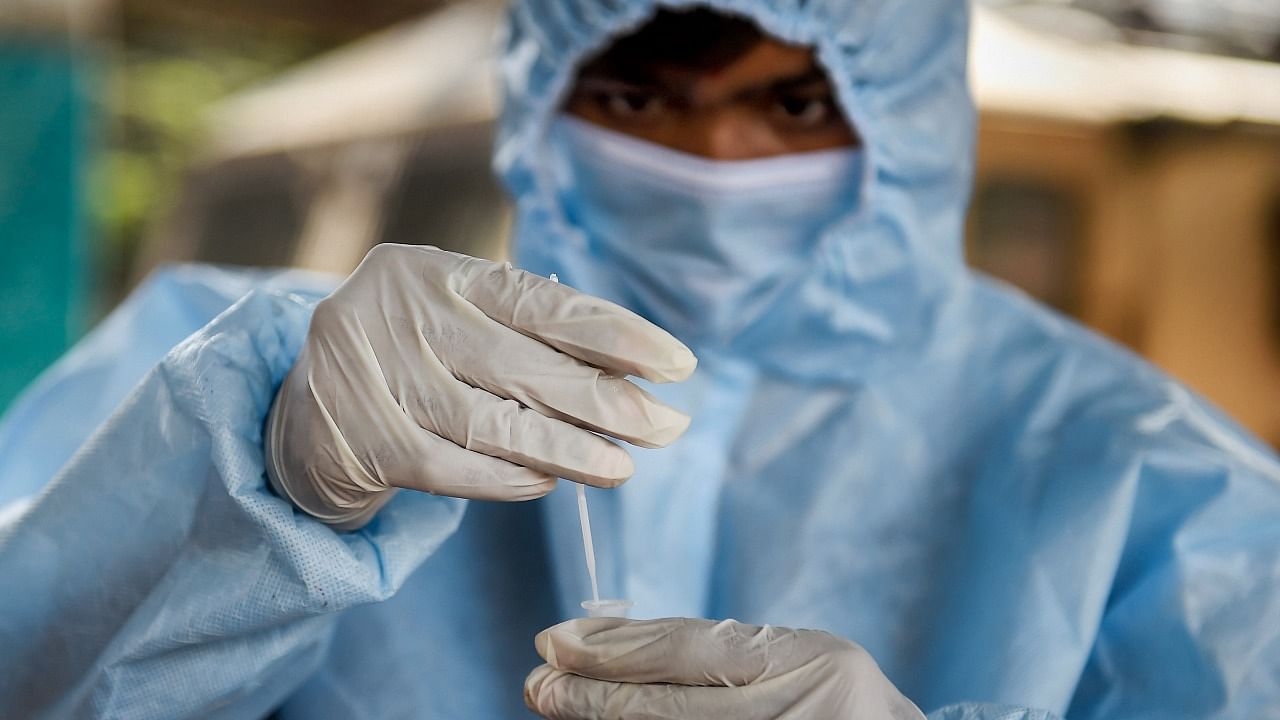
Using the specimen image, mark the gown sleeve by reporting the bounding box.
[0,271,466,719]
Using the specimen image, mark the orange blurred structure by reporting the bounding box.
[969,9,1280,445]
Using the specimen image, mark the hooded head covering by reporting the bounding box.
[495,0,975,383]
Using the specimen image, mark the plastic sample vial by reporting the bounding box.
[581,599,634,618]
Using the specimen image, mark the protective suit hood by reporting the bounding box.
[496,0,975,382]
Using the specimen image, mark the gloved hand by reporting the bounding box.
[524,617,926,720]
[266,244,697,529]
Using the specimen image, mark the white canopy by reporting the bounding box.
[972,5,1280,125]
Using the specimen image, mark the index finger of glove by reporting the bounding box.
[453,256,696,383]
[533,618,850,687]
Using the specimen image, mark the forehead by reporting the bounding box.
[577,8,828,88]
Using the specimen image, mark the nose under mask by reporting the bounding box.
[547,114,865,347]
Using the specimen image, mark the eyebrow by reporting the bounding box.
[767,68,833,94]
[572,66,836,101]
[577,61,665,88]
[572,76,664,95]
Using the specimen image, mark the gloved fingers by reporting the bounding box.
[534,617,851,687]
[355,293,685,455]
[406,376,636,488]
[298,352,560,502]
[524,664,788,720]
[339,246,693,449]
[451,253,697,383]
[428,312,691,449]
[369,410,558,500]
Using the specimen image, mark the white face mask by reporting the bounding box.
[547,114,865,346]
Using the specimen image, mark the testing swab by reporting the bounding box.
[576,479,600,605]
[548,272,632,619]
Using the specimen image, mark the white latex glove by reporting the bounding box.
[266,244,696,529]
[525,617,926,720]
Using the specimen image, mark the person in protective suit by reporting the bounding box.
[2,0,1279,718]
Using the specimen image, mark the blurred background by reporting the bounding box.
[2,0,1279,446]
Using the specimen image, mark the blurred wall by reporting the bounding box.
[10,2,1280,450]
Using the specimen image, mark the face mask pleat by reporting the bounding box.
[547,114,864,346]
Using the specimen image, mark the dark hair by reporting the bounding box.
[580,7,766,78]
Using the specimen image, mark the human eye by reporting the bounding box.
[771,92,841,129]
[594,86,668,122]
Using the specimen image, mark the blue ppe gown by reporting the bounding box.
[3,0,1280,717]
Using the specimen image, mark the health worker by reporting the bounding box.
[2,1,1280,719]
